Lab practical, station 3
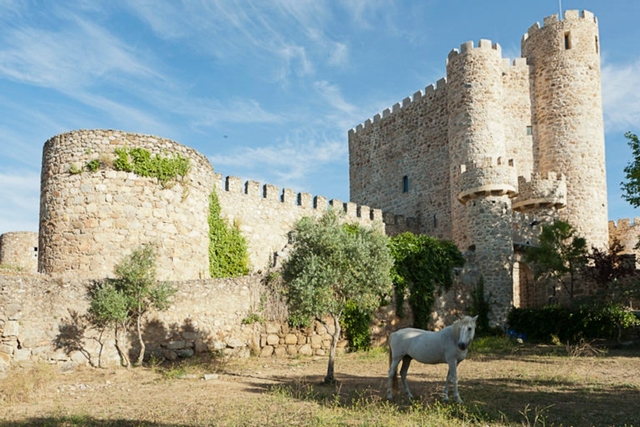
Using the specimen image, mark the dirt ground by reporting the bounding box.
[1,345,640,427]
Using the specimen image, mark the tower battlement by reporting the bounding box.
[447,39,501,62]
[455,157,518,204]
[512,172,566,211]
[523,10,597,42]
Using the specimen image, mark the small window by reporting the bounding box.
[564,32,571,50]
[526,126,532,136]
[595,36,599,53]
[402,175,409,193]
[433,214,437,229]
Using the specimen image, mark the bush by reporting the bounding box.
[507,303,639,344]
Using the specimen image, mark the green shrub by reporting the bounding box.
[341,300,372,351]
[507,303,639,344]
[113,147,190,188]
[85,159,100,172]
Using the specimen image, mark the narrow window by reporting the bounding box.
[402,175,409,193]
[564,32,571,50]
[433,214,437,229]
[595,36,599,53]
[526,126,532,136]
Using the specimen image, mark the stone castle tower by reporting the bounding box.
[348,10,607,323]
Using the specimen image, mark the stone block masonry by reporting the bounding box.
[39,130,215,281]
[0,272,409,370]
[0,232,38,273]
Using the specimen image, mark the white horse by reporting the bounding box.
[387,315,478,403]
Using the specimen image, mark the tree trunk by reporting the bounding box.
[324,314,341,384]
[135,313,145,366]
[114,323,130,368]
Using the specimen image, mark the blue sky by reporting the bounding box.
[1,1,639,236]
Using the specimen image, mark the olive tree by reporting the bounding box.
[281,210,393,383]
[88,244,176,367]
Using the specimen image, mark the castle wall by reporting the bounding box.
[501,58,534,179]
[522,10,608,249]
[348,80,452,240]
[0,232,38,273]
[39,130,215,281]
[214,174,385,271]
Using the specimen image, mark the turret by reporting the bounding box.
[522,10,608,249]
[446,40,514,325]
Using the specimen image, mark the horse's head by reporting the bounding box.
[455,315,478,351]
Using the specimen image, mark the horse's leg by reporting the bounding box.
[387,349,402,400]
[445,359,463,404]
[399,355,413,399]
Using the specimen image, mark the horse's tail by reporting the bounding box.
[389,335,398,393]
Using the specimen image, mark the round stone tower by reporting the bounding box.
[446,40,519,324]
[39,130,215,280]
[522,10,608,249]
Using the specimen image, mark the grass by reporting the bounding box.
[2,344,639,426]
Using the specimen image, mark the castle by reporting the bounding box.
[349,9,624,321]
[1,10,639,337]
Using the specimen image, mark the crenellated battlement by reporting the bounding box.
[213,173,383,224]
[447,39,502,62]
[523,10,597,42]
[501,57,529,72]
[454,157,518,203]
[512,172,566,211]
[349,78,446,137]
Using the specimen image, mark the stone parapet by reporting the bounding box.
[456,157,518,203]
[512,172,567,211]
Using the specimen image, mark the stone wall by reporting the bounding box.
[0,232,38,273]
[0,272,409,371]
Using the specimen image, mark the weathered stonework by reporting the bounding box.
[0,272,409,371]
[0,232,38,272]
[348,10,609,324]
[39,130,215,281]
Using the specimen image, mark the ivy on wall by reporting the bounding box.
[208,190,250,278]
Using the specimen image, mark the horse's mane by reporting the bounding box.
[451,316,475,338]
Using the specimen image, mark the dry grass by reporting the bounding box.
[1,343,639,426]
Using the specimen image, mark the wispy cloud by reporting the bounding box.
[602,59,640,132]
[209,135,346,186]
[0,12,160,91]
[0,171,40,233]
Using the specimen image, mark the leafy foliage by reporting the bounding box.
[282,211,393,328]
[507,303,639,344]
[524,220,588,300]
[208,190,250,278]
[341,300,372,351]
[85,159,100,172]
[389,232,465,329]
[281,210,393,382]
[620,132,640,208]
[87,244,176,366]
[113,147,190,188]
